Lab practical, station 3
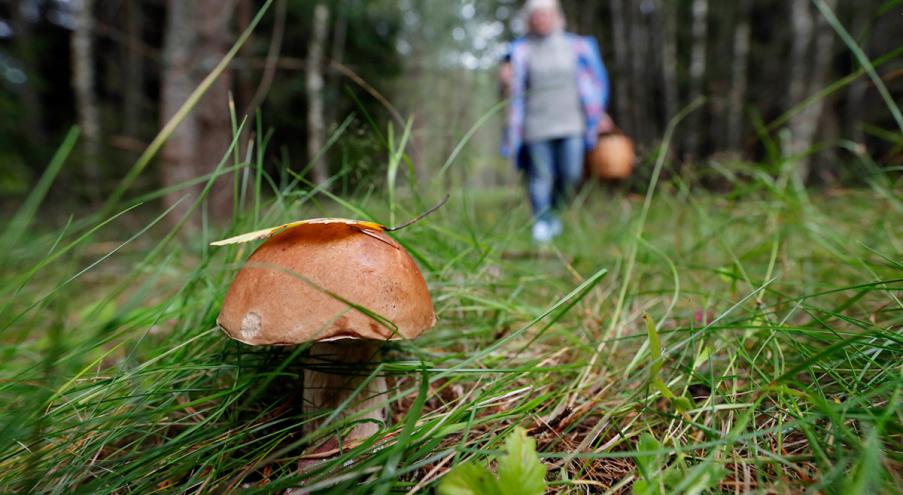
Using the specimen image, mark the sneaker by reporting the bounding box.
[532,220,554,243]
[549,217,563,238]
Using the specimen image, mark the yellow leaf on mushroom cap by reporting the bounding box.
[210,218,386,246]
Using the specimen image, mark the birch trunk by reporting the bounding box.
[307,3,331,186]
[785,0,814,110]
[726,0,752,150]
[72,0,101,198]
[161,0,198,221]
[123,0,143,138]
[160,0,234,222]
[194,1,235,216]
[629,3,650,144]
[786,0,837,181]
[654,0,679,124]
[686,0,708,159]
[844,4,869,143]
[325,2,348,139]
[608,0,631,133]
[790,0,837,184]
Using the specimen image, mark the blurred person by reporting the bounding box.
[499,46,532,172]
[502,0,610,243]
[498,49,514,98]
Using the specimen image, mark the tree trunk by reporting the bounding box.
[195,1,235,215]
[161,0,199,221]
[654,0,679,125]
[324,2,348,136]
[726,0,752,151]
[160,0,234,222]
[307,3,331,186]
[844,4,869,143]
[123,0,144,139]
[628,3,650,144]
[686,0,708,159]
[608,0,631,134]
[71,0,101,199]
[789,0,838,181]
[786,0,837,182]
[785,0,814,110]
[237,0,256,118]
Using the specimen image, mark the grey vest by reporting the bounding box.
[523,32,585,143]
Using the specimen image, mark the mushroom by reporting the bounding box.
[216,221,435,444]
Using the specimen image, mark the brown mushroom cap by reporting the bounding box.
[217,223,436,346]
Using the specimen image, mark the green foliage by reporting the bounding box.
[1,118,902,492]
[439,427,547,495]
[643,313,692,414]
[632,434,726,495]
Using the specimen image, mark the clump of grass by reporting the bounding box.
[2,4,902,488]
[1,113,901,494]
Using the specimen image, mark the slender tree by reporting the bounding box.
[195,0,235,214]
[786,0,814,110]
[608,0,631,133]
[324,0,349,136]
[161,0,198,221]
[307,2,331,185]
[844,3,870,143]
[71,0,101,199]
[629,2,651,143]
[160,0,234,221]
[790,0,839,180]
[726,0,752,150]
[123,0,144,139]
[654,0,678,124]
[786,0,838,181]
[686,0,708,159]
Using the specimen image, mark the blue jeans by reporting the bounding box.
[525,136,584,222]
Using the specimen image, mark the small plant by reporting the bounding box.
[438,427,547,495]
[633,433,726,495]
[643,313,693,414]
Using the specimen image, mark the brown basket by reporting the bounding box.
[587,132,635,180]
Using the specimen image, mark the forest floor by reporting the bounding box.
[1,177,902,493]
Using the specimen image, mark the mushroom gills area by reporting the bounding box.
[303,340,388,442]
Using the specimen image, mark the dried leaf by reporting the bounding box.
[210,218,385,246]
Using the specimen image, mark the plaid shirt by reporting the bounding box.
[502,33,609,166]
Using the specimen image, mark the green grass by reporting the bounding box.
[1,133,902,494]
[2,2,902,487]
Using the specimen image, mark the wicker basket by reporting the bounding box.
[587,133,635,180]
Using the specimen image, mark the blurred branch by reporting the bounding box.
[244,0,287,118]
[104,0,274,211]
[94,21,162,62]
[241,56,403,126]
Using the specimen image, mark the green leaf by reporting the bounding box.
[645,313,693,415]
[671,460,727,495]
[842,428,884,494]
[671,396,694,413]
[497,427,547,495]
[438,428,546,495]
[644,314,664,377]
[438,462,498,495]
[632,478,653,495]
[635,433,663,480]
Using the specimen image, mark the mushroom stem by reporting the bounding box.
[303,340,388,443]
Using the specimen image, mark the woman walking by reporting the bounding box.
[503,0,610,243]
